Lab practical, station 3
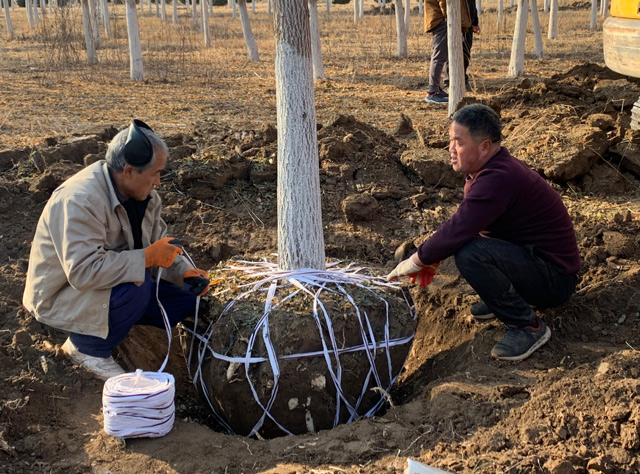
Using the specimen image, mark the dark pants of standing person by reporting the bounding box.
[428,20,448,94]
[455,237,578,327]
[70,271,197,358]
[444,28,474,86]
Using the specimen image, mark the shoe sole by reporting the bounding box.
[473,312,496,322]
[424,99,448,105]
[491,326,551,361]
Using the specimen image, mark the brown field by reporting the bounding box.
[2,2,640,474]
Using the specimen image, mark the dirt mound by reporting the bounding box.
[1,62,640,473]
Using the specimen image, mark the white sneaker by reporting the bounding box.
[61,338,125,381]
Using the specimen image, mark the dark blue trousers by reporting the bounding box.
[70,272,197,358]
[455,237,578,327]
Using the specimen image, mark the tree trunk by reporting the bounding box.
[3,0,14,40]
[202,0,210,46]
[308,0,325,79]
[238,0,260,61]
[404,0,410,32]
[125,0,144,81]
[508,0,528,77]
[590,0,597,30]
[446,0,464,116]
[161,0,166,21]
[476,0,481,14]
[89,0,101,49]
[497,0,504,31]
[273,0,326,271]
[192,0,198,28]
[82,0,98,64]
[530,0,543,57]
[547,0,558,38]
[172,0,177,24]
[395,0,407,57]
[353,0,358,23]
[101,0,111,38]
[25,0,35,29]
[32,0,40,23]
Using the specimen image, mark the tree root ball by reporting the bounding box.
[186,265,415,438]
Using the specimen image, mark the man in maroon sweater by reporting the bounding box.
[387,104,580,361]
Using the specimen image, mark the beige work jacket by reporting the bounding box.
[23,161,190,339]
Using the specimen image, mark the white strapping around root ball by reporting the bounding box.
[180,259,415,437]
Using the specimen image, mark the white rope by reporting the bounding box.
[182,258,415,437]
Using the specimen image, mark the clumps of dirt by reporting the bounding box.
[186,260,415,438]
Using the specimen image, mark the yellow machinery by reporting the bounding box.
[603,0,640,128]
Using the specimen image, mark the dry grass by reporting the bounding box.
[0,0,605,147]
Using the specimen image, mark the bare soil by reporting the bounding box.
[1,2,640,474]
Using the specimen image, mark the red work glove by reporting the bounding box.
[409,262,440,287]
[144,238,183,268]
[386,255,440,288]
[183,268,211,296]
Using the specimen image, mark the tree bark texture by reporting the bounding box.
[508,0,528,77]
[82,0,98,64]
[446,0,464,116]
[395,0,407,57]
[125,0,144,81]
[548,0,558,38]
[239,0,260,61]
[530,0,543,57]
[273,0,326,271]
[308,0,325,79]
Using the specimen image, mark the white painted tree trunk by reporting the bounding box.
[238,0,259,60]
[101,0,111,38]
[25,0,35,29]
[395,0,407,57]
[252,0,255,13]
[590,0,597,29]
[548,0,558,38]
[202,0,210,45]
[476,0,482,14]
[325,0,329,14]
[543,0,549,13]
[419,0,423,14]
[90,0,101,48]
[353,0,359,23]
[601,0,609,16]
[147,0,151,14]
[309,0,325,79]
[530,0,543,57]
[359,0,364,17]
[508,0,528,77]
[209,0,213,17]
[172,0,177,24]
[32,0,40,23]
[273,0,326,271]
[511,0,514,7]
[404,0,410,31]
[192,0,198,28]
[160,0,166,20]
[446,0,464,116]
[232,0,236,19]
[497,0,504,30]
[125,0,144,81]
[40,0,46,18]
[82,0,98,64]
[3,0,14,40]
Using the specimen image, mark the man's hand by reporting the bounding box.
[144,237,183,268]
[386,254,440,288]
[184,268,211,296]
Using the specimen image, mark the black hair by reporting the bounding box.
[451,104,503,144]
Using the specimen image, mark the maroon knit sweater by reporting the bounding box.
[417,147,581,274]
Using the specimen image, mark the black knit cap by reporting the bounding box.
[123,119,154,166]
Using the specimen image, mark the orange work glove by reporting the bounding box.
[144,238,183,268]
[386,256,440,288]
[183,268,211,296]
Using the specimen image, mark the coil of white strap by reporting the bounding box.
[103,369,176,438]
[102,255,200,439]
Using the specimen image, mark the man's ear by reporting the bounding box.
[122,164,135,178]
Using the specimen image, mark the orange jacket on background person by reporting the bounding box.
[424,0,472,33]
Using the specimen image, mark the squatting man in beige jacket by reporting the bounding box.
[23,120,211,380]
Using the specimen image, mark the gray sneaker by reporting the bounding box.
[61,338,125,381]
[491,318,551,361]
[424,91,448,104]
[470,301,496,321]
